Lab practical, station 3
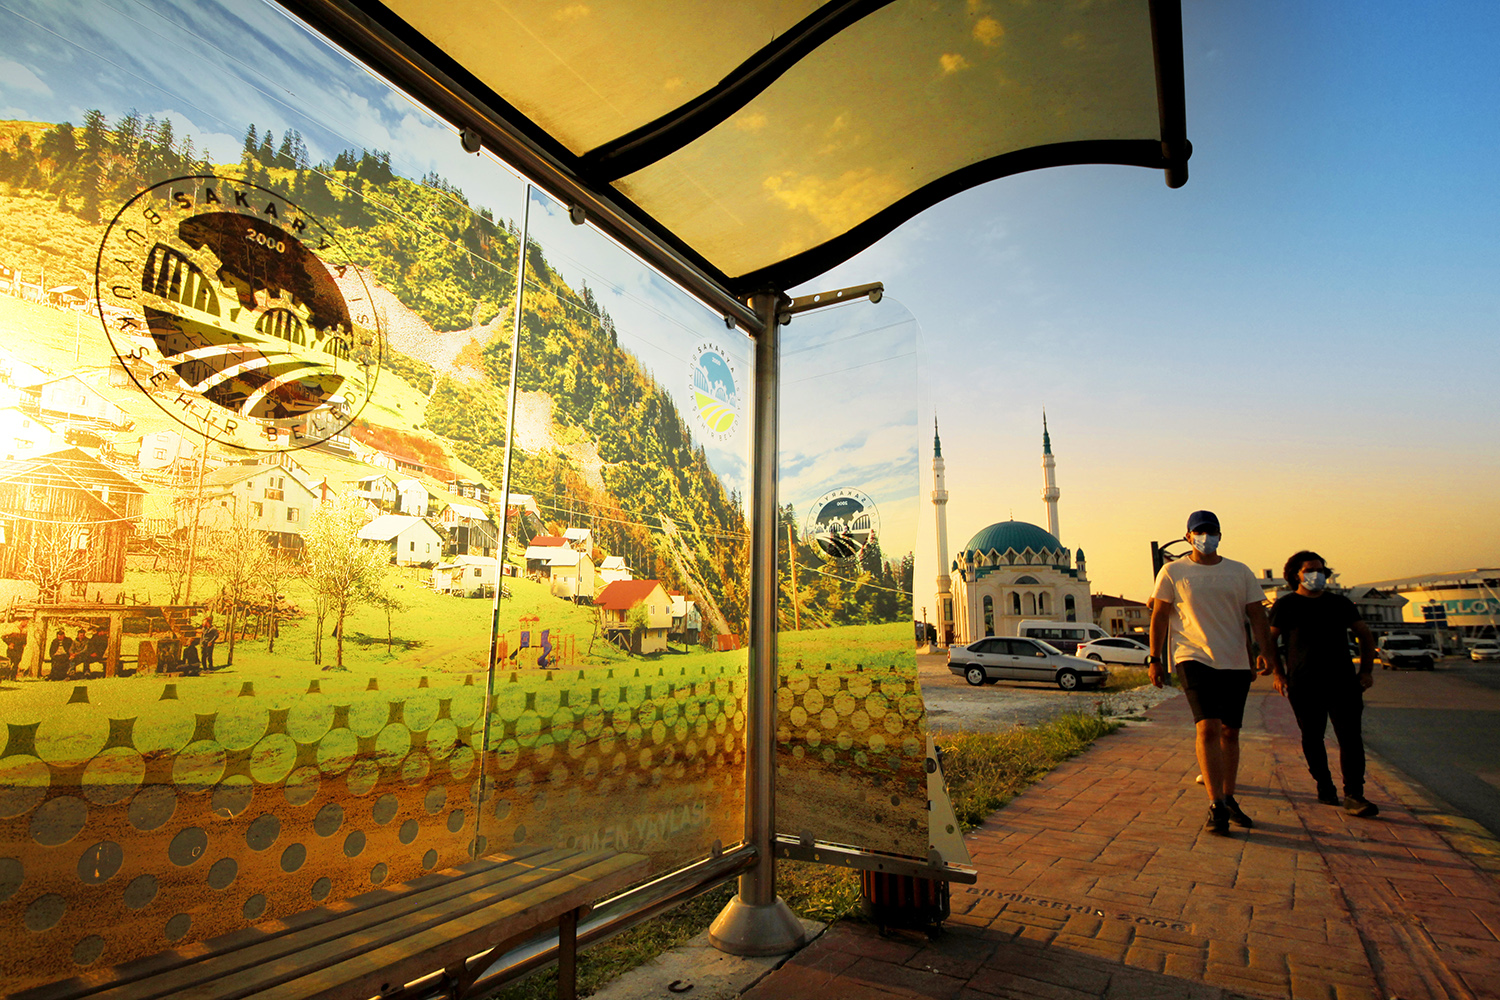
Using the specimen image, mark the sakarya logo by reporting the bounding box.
[804,488,880,560]
[689,342,739,441]
[96,175,381,452]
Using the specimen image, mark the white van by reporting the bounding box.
[1016,620,1110,655]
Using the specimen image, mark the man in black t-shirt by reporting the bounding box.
[1269,550,1379,817]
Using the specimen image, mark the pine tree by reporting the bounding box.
[37,122,79,173]
[113,110,143,157]
[276,131,294,168]
[155,116,175,162]
[257,132,274,167]
[242,124,259,161]
[80,109,109,157]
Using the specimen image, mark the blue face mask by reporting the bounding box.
[1190,533,1220,555]
[1302,570,1328,592]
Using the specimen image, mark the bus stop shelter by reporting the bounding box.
[280,0,1191,967]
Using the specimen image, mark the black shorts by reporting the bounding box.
[1178,660,1253,728]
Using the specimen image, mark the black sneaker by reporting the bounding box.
[1344,796,1379,818]
[1222,794,1254,828]
[1316,784,1340,805]
[1205,802,1231,835]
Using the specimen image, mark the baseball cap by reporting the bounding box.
[1186,510,1220,533]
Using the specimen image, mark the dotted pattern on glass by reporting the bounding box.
[0,660,748,993]
[775,658,929,857]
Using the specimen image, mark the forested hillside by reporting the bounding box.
[0,110,912,634]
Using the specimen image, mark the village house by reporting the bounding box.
[22,374,130,429]
[562,527,593,553]
[136,429,197,477]
[431,554,500,597]
[668,592,702,646]
[524,535,566,577]
[352,473,400,510]
[436,498,498,556]
[598,554,632,584]
[359,514,444,566]
[0,408,64,463]
[595,578,672,654]
[504,493,540,519]
[447,478,490,502]
[536,547,595,601]
[46,285,88,310]
[395,478,430,517]
[196,465,320,549]
[0,448,146,602]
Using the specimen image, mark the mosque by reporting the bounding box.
[932,415,1092,646]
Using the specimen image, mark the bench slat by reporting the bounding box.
[169,851,645,1000]
[256,853,650,1000]
[55,849,577,1000]
[17,849,556,1000]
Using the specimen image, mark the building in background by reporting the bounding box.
[358,514,444,566]
[1352,570,1499,639]
[1092,593,1150,636]
[939,416,1092,644]
[595,578,671,653]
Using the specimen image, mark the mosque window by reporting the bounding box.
[1015,575,1039,585]
[1024,593,1037,616]
[1011,592,1021,615]
[1065,595,1077,622]
[983,596,994,636]
[1038,592,1050,615]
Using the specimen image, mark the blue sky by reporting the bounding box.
[794,0,1500,603]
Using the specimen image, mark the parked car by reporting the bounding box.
[1377,633,1436,671]
[1468,640,1500,661]
[947,636,1109,690]
[1077,636,1150,666]
[1016,620,1111,654]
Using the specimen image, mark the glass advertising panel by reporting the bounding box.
[775,299,928,857]
[470,188,751,871]
[0,1,749,992]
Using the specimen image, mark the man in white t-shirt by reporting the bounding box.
[1149,510,1284,836]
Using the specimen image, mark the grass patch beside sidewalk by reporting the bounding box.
[488,711,1118,998]
[938,711,1122,830]
[1102,666,1152,691]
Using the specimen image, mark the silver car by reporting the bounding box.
[948,636,1109,691]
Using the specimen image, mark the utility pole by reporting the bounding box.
[786,523,801,631]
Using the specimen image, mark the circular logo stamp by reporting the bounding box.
[689,342,740,441]
[803,488,880,561]
[95,174,381,452]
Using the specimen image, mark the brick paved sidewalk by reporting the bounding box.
[745,691,1500,1000]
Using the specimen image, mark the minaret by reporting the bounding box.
[932,418,952,646]
[1041,411,1060,541]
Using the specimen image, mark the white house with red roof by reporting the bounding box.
[595,579,671,654]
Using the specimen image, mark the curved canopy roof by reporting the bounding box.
[284,0,1188,302]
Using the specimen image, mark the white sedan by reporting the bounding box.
[1077,636,1151,666]
[1470,641,1500,661]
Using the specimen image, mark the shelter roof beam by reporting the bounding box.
[581,0,896,183]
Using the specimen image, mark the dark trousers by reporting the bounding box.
[1288,679,1365,798]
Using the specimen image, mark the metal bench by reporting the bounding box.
[16,847,649,1000]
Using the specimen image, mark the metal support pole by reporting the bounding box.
[708,290,806,957]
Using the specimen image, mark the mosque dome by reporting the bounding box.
[963,520,1064,558]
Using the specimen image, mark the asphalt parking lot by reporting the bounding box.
[915,650,1176,733]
